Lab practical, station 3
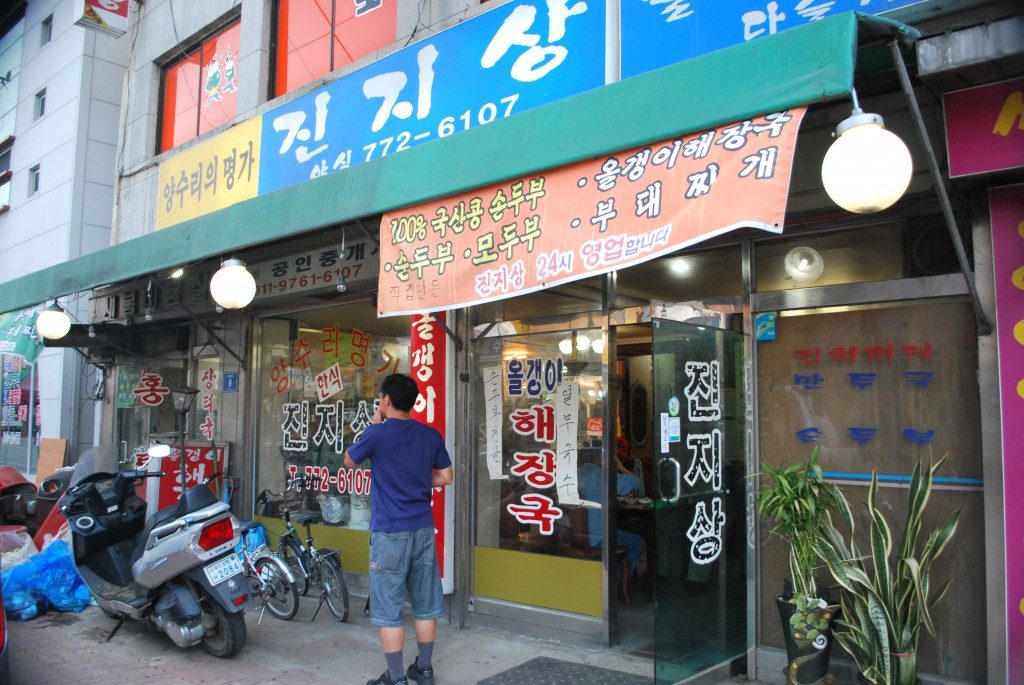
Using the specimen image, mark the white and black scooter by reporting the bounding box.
[59,444,248,657]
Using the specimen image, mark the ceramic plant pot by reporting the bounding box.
[776,595,840,685]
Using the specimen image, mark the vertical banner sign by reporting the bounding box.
[409,313,452,592]
[683,359,725,566]
[553,381,583,504]
[944,77,1024,178]
[378,109,805,316]
[74,0,130,38]
[991,184,1024,682]
[483,367,505,480]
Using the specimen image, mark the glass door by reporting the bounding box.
[652,318,747,683]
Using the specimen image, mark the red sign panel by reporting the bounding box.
[944,77,1024,177]
[409,313,449,581]
[378,109,806,315]
[134,443,229,513]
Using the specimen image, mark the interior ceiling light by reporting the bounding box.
[669,258,691,275]
[784,246,825,282]
[209,258,257,310]
[36,301,72,339]
[170,267,185,279]
[821,89,912,214]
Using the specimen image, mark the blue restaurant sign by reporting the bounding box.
[258,0,606,195]
[620,0,926,79]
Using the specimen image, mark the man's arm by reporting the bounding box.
[432,466,453,487]
[343,451,357,469]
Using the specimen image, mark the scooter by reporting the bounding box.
[59,444,249,657]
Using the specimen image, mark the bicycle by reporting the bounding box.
[256,476,350,622]
[237,520,300,621]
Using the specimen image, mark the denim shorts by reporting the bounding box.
[368,527,444,627]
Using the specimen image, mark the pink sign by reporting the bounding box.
[314,363,343,401]
[991,184,1024,681]
[944,78,1024,177]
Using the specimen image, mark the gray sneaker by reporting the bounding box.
[406,657,435,685]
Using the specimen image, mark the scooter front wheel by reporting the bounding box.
[200,593,246,658]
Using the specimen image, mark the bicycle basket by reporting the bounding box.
[242,522,269,552]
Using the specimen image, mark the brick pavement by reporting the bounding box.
[7,597,657,685]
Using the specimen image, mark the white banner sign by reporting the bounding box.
[483,366,505,480]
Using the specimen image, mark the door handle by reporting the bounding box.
[657,457,682,503]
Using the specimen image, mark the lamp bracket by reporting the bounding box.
[430,313,463,351]
[152,278,247,367]
[835,110,884,136]
[888,40,992,337]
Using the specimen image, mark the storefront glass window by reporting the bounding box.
[0,354,40,472]
[754,216,959,291]
[756,299,984,681]
[114,360,188,463]
[474,328,606,561]
[254,301,410,529]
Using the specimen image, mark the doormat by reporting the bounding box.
[477,656,651,684]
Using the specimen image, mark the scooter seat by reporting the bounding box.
[130,506,181,566]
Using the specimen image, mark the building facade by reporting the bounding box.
[1,0,1021,683]
[0,0,128,471]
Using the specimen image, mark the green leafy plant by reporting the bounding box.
[815,456,961,685]
[758,445,838,600]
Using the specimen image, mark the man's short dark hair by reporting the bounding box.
[381,373,420,412]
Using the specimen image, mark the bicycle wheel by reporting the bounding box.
[254,554,300,620]
[318,557,350,622]
[278,536,310,596]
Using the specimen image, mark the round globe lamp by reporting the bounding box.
[36,303,72,339]
[209,258,257,310]
[821,109,912,214]
[784,247,825,282]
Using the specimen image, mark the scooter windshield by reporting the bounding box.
[69,444,121,487]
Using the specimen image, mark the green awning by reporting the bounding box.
[0,12,908,316]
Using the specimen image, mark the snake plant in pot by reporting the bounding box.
[814,456,961,685]
[758,446,841,684]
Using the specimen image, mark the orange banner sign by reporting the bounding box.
[378,108,806,316]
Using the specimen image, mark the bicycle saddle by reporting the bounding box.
[294,512,323,525]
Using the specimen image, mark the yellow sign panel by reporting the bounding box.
[156,116,262,230]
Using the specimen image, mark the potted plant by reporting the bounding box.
[815,456,961,685]
[758,446,841,684]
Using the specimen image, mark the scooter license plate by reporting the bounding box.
[203,555,243,585]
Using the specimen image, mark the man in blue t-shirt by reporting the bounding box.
[345,374,453,685]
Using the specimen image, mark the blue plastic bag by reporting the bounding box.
[2,540,92,616]
[236,521,268,556]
